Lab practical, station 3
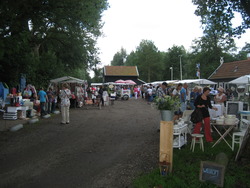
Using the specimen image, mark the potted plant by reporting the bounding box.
[153,95,180,121]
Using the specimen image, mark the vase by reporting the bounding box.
[160,110,173,121]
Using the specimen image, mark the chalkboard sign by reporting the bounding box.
[199,161,225,187]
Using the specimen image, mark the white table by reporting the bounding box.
[211,122,237,150]
[173,124,188,149]
[7,106,28,119]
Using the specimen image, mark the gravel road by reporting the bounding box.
[0,99,160,188]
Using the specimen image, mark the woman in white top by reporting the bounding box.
[214,87,227,114]
[59,83,72,124]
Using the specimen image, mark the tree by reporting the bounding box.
[111,47,127,66]
[125,51,138,66]
[192,0,250,37]
[235,42,250,60]
[162,45,187,80]
[0,0,108,87]
[129,40,163,82]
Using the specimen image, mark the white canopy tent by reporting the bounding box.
[174,79,217,85]
[50,76,86,84]
[150,80,178,85]
[228,75,250,84]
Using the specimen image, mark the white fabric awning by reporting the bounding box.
[228,75,250,84]
[50,76,86,84]
[174,79,216,85]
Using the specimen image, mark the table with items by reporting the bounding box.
[211,116,239,150]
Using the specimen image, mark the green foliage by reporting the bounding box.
[125,40,163,82]
[111,47,127,66]
[91,67,103,83]
[189,0,250,78]
[0,0,108,87]
[192,0,250,37]
[235,42,250,60]
[163,45,187,80]
[153,96,180,111]
[133,135,250,188]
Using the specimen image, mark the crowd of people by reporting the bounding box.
[9,81,232,141]
[128,82,232,143]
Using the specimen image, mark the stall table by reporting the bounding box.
[211,122,238,150]
[4,106,29,120]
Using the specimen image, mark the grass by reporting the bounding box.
[133,134,250,188]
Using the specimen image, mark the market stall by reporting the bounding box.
[49,76,87,108]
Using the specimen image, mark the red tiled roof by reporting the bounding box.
[209,59,250,79]
[104,66,139,76]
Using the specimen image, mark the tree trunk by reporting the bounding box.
[33,43,41,57]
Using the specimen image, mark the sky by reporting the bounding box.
[96,0,250,67]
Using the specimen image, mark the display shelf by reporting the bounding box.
[173,124,188,149]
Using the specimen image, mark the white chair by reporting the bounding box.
[232,119,250,151]
[239,111,250,130]
[190,134,204,152]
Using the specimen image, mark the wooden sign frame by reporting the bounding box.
[159,121,173,172]
[199,161,225,187]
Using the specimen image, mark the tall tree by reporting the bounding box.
[235,42,250,60]
[162,45,187,80]
[0,0,108,87]
[133,40,163,82]
[110,47,127,66]
[192,0,250,37]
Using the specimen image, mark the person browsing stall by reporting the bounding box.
[59,83,72,124]
[193,87,217,142]
[38,87,48,117]
[189,86,199,110]
[214,87,227,114]
[156,82,169,97]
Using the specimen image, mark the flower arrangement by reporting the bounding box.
[153,95,180,111]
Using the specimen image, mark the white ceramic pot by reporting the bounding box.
[226,115,236,119]
[216,118,224,125]
[225,118,236,125]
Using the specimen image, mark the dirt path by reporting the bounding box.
[0,99,160,188]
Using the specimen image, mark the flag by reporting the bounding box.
[196,63,200,78]
[196,70,200,78]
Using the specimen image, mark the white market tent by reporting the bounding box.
[91,83,103,86]
[50,76,86,84]
[228,75,250,84]
[150,80,178,85]
[174,79,217,85]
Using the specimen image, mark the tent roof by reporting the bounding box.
[228,75,250,84]
[174,79,216,85]
[50,76,86,84]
